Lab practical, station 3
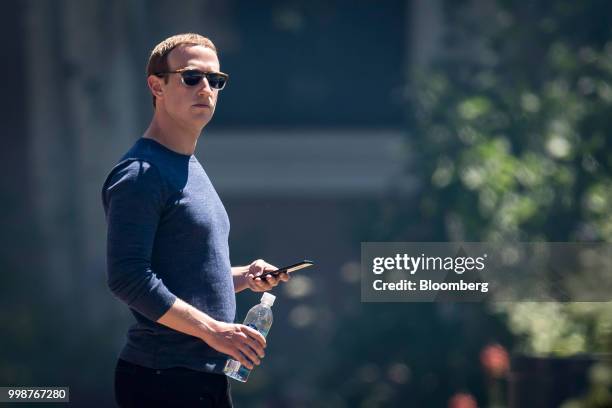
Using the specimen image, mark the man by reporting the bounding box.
[101,33,288,407]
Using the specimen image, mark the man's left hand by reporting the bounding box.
[246,259,289,292]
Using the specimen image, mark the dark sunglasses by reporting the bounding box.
[155,69,229,90]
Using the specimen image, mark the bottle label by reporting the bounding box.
[224,359,240,375]
[247,323,269,338]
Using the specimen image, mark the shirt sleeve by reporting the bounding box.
[102,160,177,321]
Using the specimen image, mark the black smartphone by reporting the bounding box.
[259,260,314,278]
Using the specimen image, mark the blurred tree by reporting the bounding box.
[407,0,612,406]
[411,0,612,245]
[319,0,612,406]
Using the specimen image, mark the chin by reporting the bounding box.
[194,116,213,129]
[190,109,213,120]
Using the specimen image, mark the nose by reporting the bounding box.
[197,76,213,95]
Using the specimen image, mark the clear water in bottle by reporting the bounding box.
[223,292,275,382]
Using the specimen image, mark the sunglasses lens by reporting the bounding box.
[207,74,227,90]
[180,70,227,89]
[182,71,203,86]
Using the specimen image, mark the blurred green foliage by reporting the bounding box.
[408,0,612,355]
[405,0,612,406]
[412,1,612,244]
[321,0,611,407]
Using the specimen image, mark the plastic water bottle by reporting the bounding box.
[223,292,275,382]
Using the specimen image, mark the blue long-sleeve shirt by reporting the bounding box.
[101,137,235,373]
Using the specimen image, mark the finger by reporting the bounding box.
[250,262,264,276]
[254,275,275,285]
[242,325,267,348]
[252,276,266,285]
[227,349,253,370]
[257,277,275,289]
[237,344,261,366]
[247,277,270,292]
[279,272,290,282]
[252,283,272,292]
[247,278,261,291]
[253,277,268,286]
[242,335,265,359]
[235,350,255,370]
[266,274,279,283]
[264,275,280,287]
[255,260,268,272]
[259,273,275,283]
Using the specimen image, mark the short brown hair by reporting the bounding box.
[146,33,217,107]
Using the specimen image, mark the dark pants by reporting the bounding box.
[114,359,233,408]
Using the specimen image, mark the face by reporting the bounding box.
[150,44,222,131]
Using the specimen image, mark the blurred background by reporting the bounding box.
[1,0,611,406]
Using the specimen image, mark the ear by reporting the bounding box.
[147,75,164,102]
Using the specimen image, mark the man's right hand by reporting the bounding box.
[155,298,267,369]
[203,321,266,369]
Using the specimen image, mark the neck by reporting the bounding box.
[143,109,202,156]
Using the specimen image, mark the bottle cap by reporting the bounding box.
[261,292,276,306]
